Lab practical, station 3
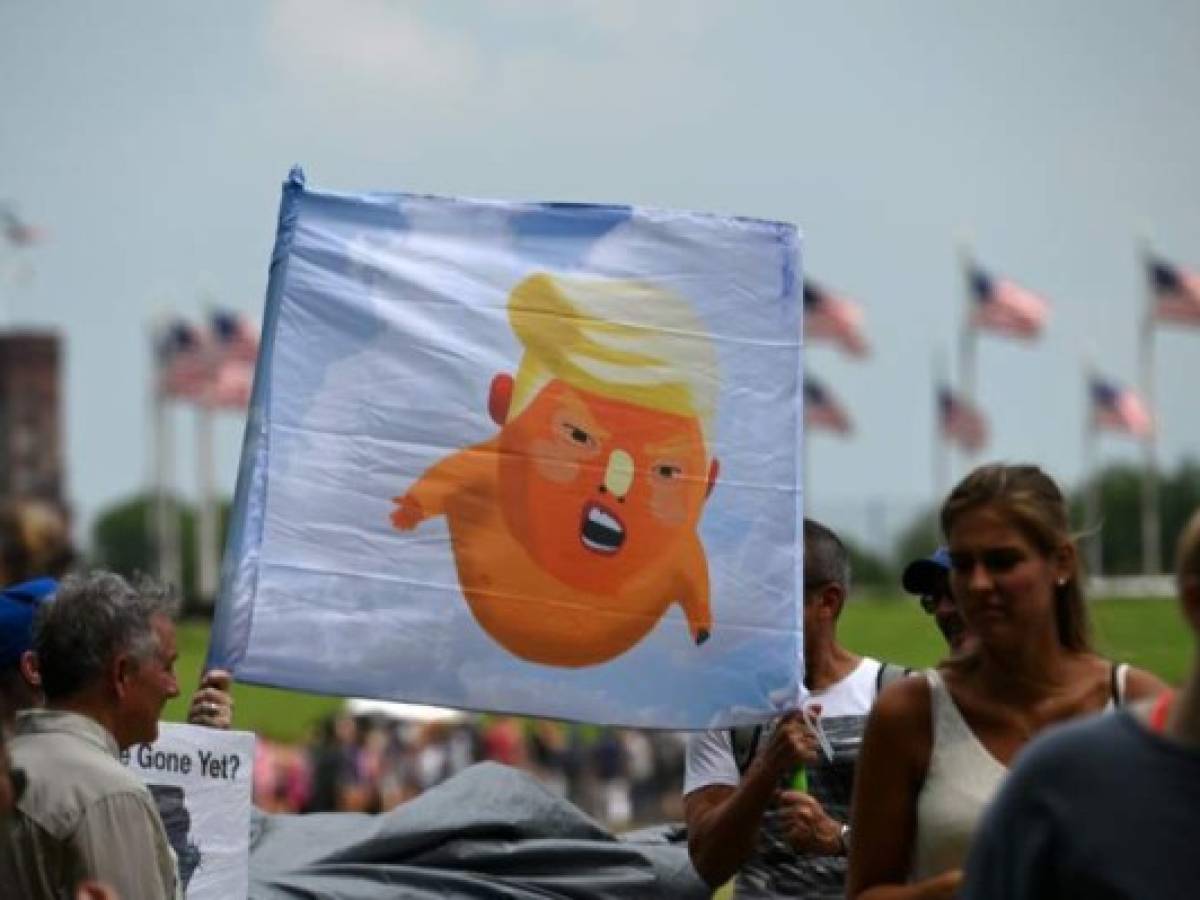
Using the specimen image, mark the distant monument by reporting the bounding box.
[0,331,64,506]
[0,332,72,584]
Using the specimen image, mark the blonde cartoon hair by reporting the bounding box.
[506,272,719,445]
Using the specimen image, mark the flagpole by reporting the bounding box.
[196,404,218,605]
[1082,360,1102,579]
[933,348,948,504]
[149,316,182,589]
[150,318,167,580]
[956,243,977,477]
[1138,240,1161,575]
[160,399,182,591]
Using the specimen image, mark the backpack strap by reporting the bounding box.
[1111,662,1130,707]
[730,662,913,774]
[729,725,763,776]
[875,661,915,696]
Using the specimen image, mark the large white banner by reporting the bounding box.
[210,168,806,728]
[122,724,255,900]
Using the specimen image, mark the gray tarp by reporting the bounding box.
[249,762,709,899]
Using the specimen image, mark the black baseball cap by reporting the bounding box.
[901,548,951,596]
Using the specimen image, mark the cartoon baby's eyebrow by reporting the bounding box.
[556,397,610,441]
[643,438,692,458]
[560,413,609,442]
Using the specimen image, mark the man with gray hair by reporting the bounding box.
[0,571,183,899]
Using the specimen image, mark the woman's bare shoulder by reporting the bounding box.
[861,670,935,781]
[869,671,934,740]
[1123,665,1169,701]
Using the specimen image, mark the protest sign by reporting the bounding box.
[122,723,255,900]
[209,168,805,728]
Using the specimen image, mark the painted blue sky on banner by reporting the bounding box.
[211,171,803,728]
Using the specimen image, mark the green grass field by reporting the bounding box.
[161,624,343,742]
[162,595,1193,742]
[843,595,1191,683]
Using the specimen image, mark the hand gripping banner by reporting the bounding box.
[209,168,805,728]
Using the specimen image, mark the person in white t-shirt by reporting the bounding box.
[683,519,902,899]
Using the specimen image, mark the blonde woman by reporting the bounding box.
[847,464,1167,899]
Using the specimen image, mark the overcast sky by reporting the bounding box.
[2,0,1198,554]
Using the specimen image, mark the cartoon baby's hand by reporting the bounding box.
[391,494,424,530]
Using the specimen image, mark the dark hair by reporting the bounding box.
[34,571,178,701]
[804,518,851,592]
[941,464,1090,651]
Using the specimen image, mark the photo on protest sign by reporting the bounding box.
[209,168,804,728]
[121,723,255,900]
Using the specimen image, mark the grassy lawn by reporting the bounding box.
[843,595,1191,684]
[162,595,1192,742]
[161,621,343,742]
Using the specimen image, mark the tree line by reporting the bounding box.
[88,459,1199,605]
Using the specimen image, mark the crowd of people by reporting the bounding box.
[1,462,1200,898]
[253,710,688,827]
[681,464,1200,900]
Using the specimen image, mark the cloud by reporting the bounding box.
[490,0,711,43]
[262,1,733,141]
[264,0,482,106]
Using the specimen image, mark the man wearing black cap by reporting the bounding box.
[900,547,971,654]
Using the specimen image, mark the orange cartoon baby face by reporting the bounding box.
[494,377,718,595]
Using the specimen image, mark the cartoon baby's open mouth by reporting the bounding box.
[580,501,625,555]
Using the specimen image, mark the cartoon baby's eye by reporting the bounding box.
[560,422,595,449]
[653,463,683,480]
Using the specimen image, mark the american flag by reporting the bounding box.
[804,281,868,357]
[157,320,212,402]
[204,357,255,409]
[804,375,852,434]
[1,204,45,247]
[211,310,260,363]
[938,386,987,453]
[1148,255,1200,327]
[967,263,1049,339]
[205,309,259,409]
[1090,376,1152,439]
[156,313,258,409]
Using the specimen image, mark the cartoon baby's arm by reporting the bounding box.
[391,439,499,531]
[674,534,713,646]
